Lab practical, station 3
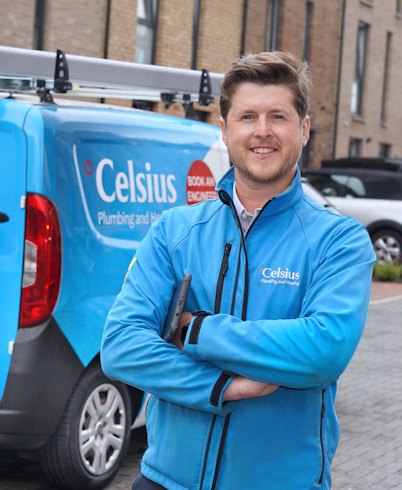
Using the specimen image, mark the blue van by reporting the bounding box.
[0,93,229,488]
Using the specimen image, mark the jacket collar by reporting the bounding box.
[216,165,304,217]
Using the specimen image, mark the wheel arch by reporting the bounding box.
[366,220,402,238]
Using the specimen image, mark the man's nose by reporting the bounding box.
[254,117,272,139]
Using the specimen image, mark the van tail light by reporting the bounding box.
[19,193,62,328]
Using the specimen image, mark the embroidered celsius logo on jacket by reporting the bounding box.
[259,266,300,286]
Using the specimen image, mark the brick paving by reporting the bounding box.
[331,291,402,489]
[1,281,402,489]
[0,427,145,490]
[370,280,402,301]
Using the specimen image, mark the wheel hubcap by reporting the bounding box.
[373,236,401,265]
[79,383,126,476]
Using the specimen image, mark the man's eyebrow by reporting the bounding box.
[267,106,292,114]
[233,106,292,116]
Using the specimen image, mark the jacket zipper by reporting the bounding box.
[319,389,326,484]
[219,189,274,321]
[205,190,274,490]
[230,246,242,315]
[211,413,232,490]
[214,243,232,314]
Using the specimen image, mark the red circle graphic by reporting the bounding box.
[186,160,217,205]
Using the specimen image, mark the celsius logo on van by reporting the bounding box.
[95,159,177,204]
[259,267,300,286]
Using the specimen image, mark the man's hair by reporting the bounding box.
[220,51,312,121]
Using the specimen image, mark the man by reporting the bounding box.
[101,52,375,490]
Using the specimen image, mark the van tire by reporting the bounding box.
[40,362,132,489]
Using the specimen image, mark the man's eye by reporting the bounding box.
[274,115,284,120]
[243,115,253,120]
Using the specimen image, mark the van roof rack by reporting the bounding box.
[0,46,222,110]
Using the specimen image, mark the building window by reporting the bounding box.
[397,0,401,17]
[265,0,281,51]
[349,138,362,157]
[381,32,392,124]
[135,0,159,64]
[351,22,369,116]
[33,0,46,50]
[379,143,391,158]
[302,1,313,61]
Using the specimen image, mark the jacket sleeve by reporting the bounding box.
[101,212,237,415]
[184,221,376,390]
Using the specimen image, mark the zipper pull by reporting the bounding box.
[222,244,231,276]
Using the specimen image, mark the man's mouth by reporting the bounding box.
[250,147,277,154]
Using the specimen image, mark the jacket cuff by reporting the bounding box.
[183,316,238,415]
[184,313,212,360]
[213,372,239,415]
[188,313,208,345]
[210,371,231,406]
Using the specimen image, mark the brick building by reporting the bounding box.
[335,0,402,160]
[0,0,400,165]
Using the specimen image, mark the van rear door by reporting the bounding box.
[0,99,28,401]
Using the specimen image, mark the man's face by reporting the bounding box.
[220,82,310,188]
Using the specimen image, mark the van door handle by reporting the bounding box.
[0,212,9,223]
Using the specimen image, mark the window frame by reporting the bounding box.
[33,0,47,51]
[265,0,281,51]
[135,0,160,65]
[351,21,369,117]
[379,143,391,158]
[381,32,392,125]
[349,137,362,157]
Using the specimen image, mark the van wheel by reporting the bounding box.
[40,362,131,489]
[372,229,402,265]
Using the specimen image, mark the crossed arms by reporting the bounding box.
[101,212,375,416]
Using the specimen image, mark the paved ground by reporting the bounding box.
[0,427,145,490]
[370,280,402,301]
[1,281,402,489]
[331,294,402,490]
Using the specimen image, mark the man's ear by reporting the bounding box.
[220,117,228,146]
[302,115,310,147]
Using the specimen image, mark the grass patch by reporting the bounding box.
[373,262,402,282]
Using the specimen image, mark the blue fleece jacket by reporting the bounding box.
[101,167,375,490]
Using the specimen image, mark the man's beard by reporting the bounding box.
[228,143,303,186]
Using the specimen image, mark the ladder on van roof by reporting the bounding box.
[0,46,223,112]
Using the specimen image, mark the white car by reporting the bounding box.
[302,168,402,264]
[300,177,340,213]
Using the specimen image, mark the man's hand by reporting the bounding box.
[172,312,194,351]
[223,377,279,401]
